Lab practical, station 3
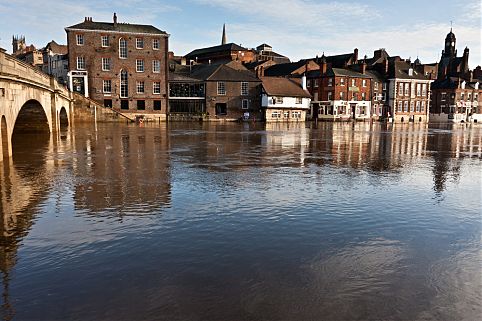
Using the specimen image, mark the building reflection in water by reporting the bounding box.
[71,123,172,215]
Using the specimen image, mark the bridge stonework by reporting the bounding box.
[0,49,73,161]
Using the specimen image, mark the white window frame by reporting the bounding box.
[152,60,160,73]
[101,58,111,71]
[416,100,421,112]
[275,96,284,104]
[362,79,367,87]
[119,38,128,59]
[340,78,345,86]
[217,82,226,95]
[296,97,302,104]
[136,59,144,73]
[101,35,109,47]
[328,78,333,86]
[421,101,426,112]
[399,83,404,96]
[103,79,112,93]
[136,81,145,94]
[136,38,144,49]
[241,82,249,96]
[76,56,85,70]
[153,82,161,94]
[404,101,409,112]
[398,101,403,112]
[152,39,160,50]
[76,34,84,46]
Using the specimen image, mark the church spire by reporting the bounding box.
[221,24,227,45]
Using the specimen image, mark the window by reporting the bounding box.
[416,84,421,96]
[374,82,378,90]
[101,36,109,47]
[136,81,145,94]
[275,96,284,104]
[416,101,421,112]
[76,56,85,70]
[215,103,227,115]
[382,92,386,101]
[460,92,465,100]
[241,82,249,95]
[152,60,160,73]
[296,97,302,104]
[422,84,427,96]
[136,38,144,49]
[441,92,447,100]
[76,34,84,45]
[121,100,129,110]
[153,39,160,50]
[104,99,112,108]
[361,92,366,100]
[351,79,356,87]
[271,111,281,118]
[292,111,301,119]
[119,38,127,59]
[404,83,409,96]
[137,100,145,110]
[404,101,409,112]
[242,99,249,109]
[102,58,111,71]
[314,79,319,88]
[340,92,344,100]
[103,80,111,93]
[383,83,387,90]
[475,93,479,101]
[327,92,333,101]
[328,78,333,86]
[340,78,345,86]
[154,100,162,110]
[217,82,226,95]
[136,59,144,72]
[353,93,358,101]
[120,70,128,98]
[399,83,404,96]
[362,79,367,87]
[421,101,425,112]
[467,93,472,101]
[398,101,402,112]
[153,82,161,94]
[284,111,289,118]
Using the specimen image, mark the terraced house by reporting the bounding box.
[65,14,169,120]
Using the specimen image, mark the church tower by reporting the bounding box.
[221,24,227,45]
[12,35,26,55]
[442,28,456,58]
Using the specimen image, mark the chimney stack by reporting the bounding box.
[360,61,366,74]
[353,48,359,62]
[113,13,118,27]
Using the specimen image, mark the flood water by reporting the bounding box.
[0,121,481,321]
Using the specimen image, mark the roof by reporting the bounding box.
[389,61,431,80]
[364,70,385,82]
[330,68,372,78]
[264,61,308,77]
[44,40,68,55]
[169,62,260,82]
[261,77,311,98]
[66,20,167,35]
[185,43,248,58]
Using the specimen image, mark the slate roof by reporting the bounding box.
[330,68,372,78]
[185,43,247,58]
[389,61,430,80]
[365,70,385,82]
[264,61,308,77]
[261,77,311,98]
[169,62,260,82]
[66,20,167,35]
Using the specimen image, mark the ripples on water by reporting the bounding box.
[0,122,481,321]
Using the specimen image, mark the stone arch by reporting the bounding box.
[59,107,69,129]
[13,99,50,135]
[1,115,9,160]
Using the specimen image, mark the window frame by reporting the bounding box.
[119,38,128,59]
[241,82,249,96]
[136,38,144,49]
[136,59,144,73]
[242,99,249,109]
[136,81,145,94]
[152,39,160,50]
[217,82,226,95]
[76,56,85,70]
[152,60,160,73]
[103,79,112,94]
[101,35,109,47]
[101,58,111,71]
[153,82,161,94]
[76,34,84,46]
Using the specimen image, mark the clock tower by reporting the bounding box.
[442,28,456,58]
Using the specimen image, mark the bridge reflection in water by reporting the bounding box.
[0,122,481,320]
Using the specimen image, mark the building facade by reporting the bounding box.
[65,14,169,119]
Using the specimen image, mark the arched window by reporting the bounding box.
[120,70,128,98]
[119,38,127,59]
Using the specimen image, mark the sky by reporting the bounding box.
[0,0,480,67]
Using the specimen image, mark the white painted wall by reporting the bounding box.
[262,94,310,110]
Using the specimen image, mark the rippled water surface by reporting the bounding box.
[1,122,481,321]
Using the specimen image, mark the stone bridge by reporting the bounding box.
[0,48,73,161]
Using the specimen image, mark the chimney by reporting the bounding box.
[353,48,359,62]
[360,61,366,74]
[301,74,307,90]
[113,13,118,27]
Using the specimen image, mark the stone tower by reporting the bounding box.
[12,35,26,55]
[442,28,456,58]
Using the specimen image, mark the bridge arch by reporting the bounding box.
[13,99,50,135]
[59,107,69,129]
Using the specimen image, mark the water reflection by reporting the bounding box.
[0,122,480,320]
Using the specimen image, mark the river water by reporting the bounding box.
[0,122,481,321]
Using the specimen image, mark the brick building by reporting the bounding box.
[65,14,169,119]
[307,57,372,121]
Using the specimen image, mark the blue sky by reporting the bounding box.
[0,0,480,67]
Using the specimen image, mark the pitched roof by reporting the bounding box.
[261,77,311,98]
[264,61,307,77]
[364,70,385,82]
[390,61,431,80]
[185,43,247,58]
[66,20,167,35]
[169,62,260,82]
[44,40,68,55]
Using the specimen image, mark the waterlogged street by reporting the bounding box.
[0,122,481,321]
